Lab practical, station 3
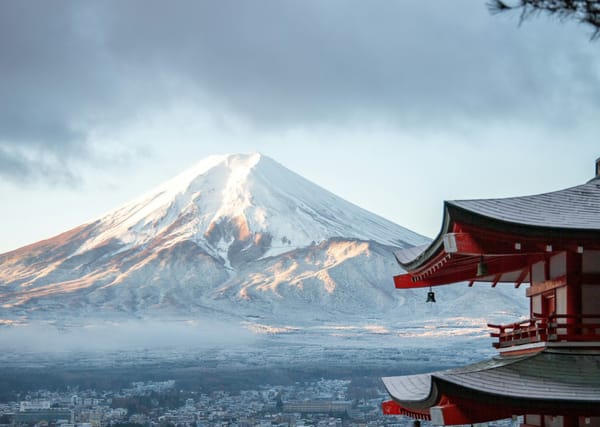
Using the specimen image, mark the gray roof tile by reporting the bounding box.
[384,351,600,404]
[449,178,600,230]
[393,178,600,270]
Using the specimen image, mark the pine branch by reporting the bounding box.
[487,0,600,40]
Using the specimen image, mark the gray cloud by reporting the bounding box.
[1,0,599,182]
[98,0,600,126]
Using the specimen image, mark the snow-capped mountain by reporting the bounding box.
[0,153,526,331]
[74,153,425,263]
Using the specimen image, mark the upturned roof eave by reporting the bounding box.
[381,374,440,410]
[393,203,453,272]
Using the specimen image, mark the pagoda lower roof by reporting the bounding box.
[382,350,600,408]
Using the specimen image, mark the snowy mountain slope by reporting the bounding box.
[74,153,425,260]
[0,153,527,330]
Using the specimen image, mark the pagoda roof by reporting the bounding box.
[450,176,600,232]
[394,177,600,284]
[383,350,600,408]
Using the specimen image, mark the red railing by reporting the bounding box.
[488,314,600,349]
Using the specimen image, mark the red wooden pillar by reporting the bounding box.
[563,415,579,427]
[566,252,582,330]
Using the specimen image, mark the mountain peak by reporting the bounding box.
[74,153,426,260]
[144,152,263,201]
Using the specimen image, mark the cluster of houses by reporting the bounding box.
[0,378,406,427]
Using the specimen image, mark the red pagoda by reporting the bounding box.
[382,160,600,427]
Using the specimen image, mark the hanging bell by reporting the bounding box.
[476,256,488,277]
[426,289,436,303]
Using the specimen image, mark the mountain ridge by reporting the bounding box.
[0,153,526,332]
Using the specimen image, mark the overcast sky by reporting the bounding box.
[1,1,599,253]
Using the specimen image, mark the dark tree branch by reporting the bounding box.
[487,0,600,39]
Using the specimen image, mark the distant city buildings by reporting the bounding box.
[282,401,352,415]
[0,377,513,427]
[19,402,51,412]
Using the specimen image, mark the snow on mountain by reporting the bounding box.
[76,153,425,260]
[0,153,527,334]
